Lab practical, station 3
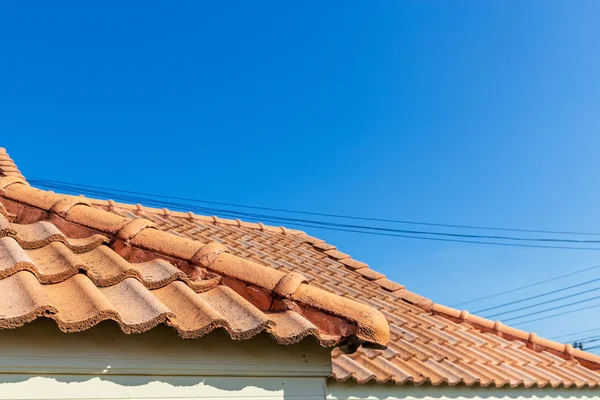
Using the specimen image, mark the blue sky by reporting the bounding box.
[2,1,600,345]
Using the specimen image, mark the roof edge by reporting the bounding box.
[305,233,600,370]
[87,198,307,236]
[430,303,600,369]
[328,374,600,388]
[0,176,390,351]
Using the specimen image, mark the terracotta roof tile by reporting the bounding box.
[521,362,563,388]
[119,201,600,388]
[362,355,414,383]
[1,148,599,388]
[0,216,375,346]
[333,354,378,383]
[0,193,389,349]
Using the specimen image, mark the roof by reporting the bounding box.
[0,149,389,352]
[1,148,600,389]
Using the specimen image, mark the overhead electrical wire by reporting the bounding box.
[474,276,600,314]
[513,302,600,326]
[30,179,600,236]
[550,333,600,350]
[572,334,600,345]
[550,327,600,341]
[27,179,600,252]
[31,179,600,243]
[506,296,600,323]
[28,183,600,250]
[452,264,600,307]
[585,344,600,352]
[484,285,600,319]
[582,338,600,345]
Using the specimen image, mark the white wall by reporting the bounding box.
[0,319,331,400]
[0,375,326,400]
[327,381,600,400]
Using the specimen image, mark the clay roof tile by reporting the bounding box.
[0,167,389,352]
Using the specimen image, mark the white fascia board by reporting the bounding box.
[0,319,332,378]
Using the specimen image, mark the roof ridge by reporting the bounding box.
[306,235,600,370]
[0,176,389,351]
[87,198,309,236]
[0,148,306,236]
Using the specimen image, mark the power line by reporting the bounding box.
[30,178,600,237]
[33,180,600,251]
[550,327,600,341]
[575,335,600,344]
[452,264,600,307]
[474,276,600,314]
[513,302,600,326]
[507,296,600,323]
[574,336,600,351]
[484,285,600,319]
[34,180,600,243]
[27,179,600,251]
[245,221,600,250]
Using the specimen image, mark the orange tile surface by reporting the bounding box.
[115,208,600,388]
[108,205,600,388]
[0,209,351,345]
[0,153,392,352]
[1,147,600,388]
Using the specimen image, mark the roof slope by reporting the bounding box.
[0,151,389,352]
[97,204,600,388]
[93,202,600,388]
[2,148,600,388]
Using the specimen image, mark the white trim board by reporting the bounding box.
[0,319,332,378]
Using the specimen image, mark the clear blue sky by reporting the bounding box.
[2,2,600,345]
